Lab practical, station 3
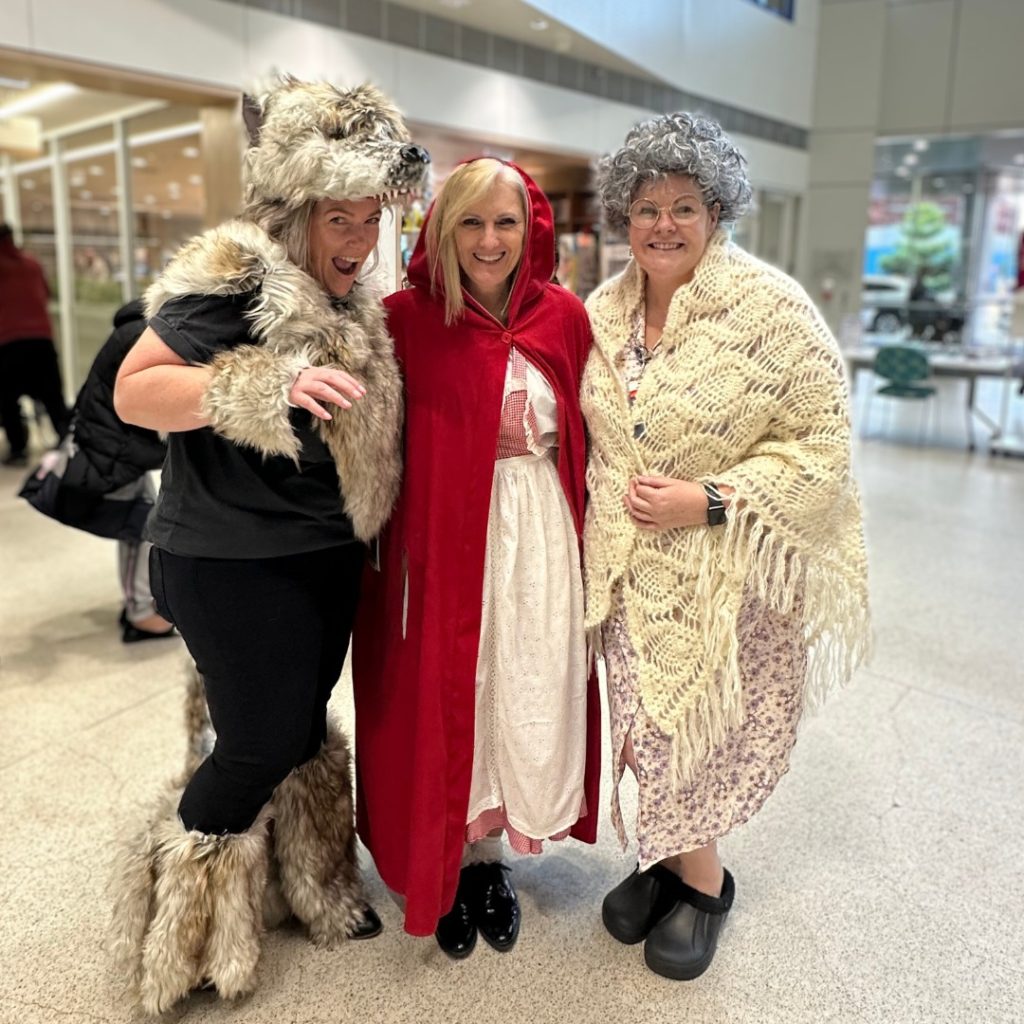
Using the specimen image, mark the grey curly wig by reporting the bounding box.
[596,112,753,231]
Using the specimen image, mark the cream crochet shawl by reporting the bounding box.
[582,230,870,785]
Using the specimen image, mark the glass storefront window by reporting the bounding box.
[865,134,1024,345]
[127,107,204,294]
[66,125,123,384]
[16,163,62,361]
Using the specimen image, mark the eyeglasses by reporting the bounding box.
[628,195,708,229]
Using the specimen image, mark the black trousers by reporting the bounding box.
[0,337,71,455]
[151,544,364,834]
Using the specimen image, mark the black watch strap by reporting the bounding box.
[704,482,727,526]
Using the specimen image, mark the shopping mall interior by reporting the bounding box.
[1,1,1022,1022]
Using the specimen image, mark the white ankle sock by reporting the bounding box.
[462,835,503,866]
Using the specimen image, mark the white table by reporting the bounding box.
[842,346,1023,451]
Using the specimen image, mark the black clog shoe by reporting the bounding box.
[601,862,682,945]
[643,868,735,981]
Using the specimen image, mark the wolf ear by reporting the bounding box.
[242,93,264,147]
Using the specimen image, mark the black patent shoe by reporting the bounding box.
[469,862,520,952]
[643,868,735,981]
[602,863,682,944]
[435,869,477,959]
[349,904,383,940]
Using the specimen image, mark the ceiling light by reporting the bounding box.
[89,164,103,176]
[0,82,79,120]
[131,156,147,169]
[21,178,36,190]
[188,174,203,186]
[162,210,173,220]
[182,145,200,158]
[529,18,549,30]
[70,173,86,187]
[0,76,30,90]
[80,189,92,200]
[99,206,111,216]
[903,153,918,166]
[895,167,910,177]
[913,139,929,151]
[145,194,156,204]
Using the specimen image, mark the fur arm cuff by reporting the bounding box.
[202,345,313,461]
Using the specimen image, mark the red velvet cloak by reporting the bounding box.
[352,161,600,936]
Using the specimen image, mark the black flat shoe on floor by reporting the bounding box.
[643,868,735,981]
[435,869,477,959]
[469,862,520,952]
[602,862,682,944]
[348,904,383,940]
[122,621,177,644]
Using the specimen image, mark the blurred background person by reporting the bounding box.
[0,222,71,466]
[18,299,173,642]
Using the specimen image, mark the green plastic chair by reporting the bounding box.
[862,344,937,440]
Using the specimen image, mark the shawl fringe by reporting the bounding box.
[664,492,872,789]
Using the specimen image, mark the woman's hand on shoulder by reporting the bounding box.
[288,367,366,421]
[624,475,708,530]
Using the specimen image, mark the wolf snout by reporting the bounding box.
[400,144,430,165]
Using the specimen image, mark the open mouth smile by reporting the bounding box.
[332,257,360,275]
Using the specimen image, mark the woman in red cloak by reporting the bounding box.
[353,158,600,957]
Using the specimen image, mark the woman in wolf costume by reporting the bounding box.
[109,78,429,1015]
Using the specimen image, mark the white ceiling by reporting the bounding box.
[390,0,647,75]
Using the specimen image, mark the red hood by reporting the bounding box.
[405,158,554,325]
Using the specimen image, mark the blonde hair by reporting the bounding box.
[248,197,315,276]
[424,159,528,325]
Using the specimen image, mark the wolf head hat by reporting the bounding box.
[242,77,430,212]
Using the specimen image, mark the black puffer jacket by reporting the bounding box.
[63,300,166,496]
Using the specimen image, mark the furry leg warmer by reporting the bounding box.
[268,724,371,946]
[108,789,270,1016]
[175,663,216,786]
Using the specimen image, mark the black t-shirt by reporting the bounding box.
[144,291,356,558]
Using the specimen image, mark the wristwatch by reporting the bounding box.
[703,482,727,526]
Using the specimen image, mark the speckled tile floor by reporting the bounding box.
[2,413,1023,1024]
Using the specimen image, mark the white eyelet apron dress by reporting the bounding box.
[466,347,588,853]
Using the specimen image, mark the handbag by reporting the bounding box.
[18,431,152,542]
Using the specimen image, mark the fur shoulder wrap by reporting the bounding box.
[144,219,402,541]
